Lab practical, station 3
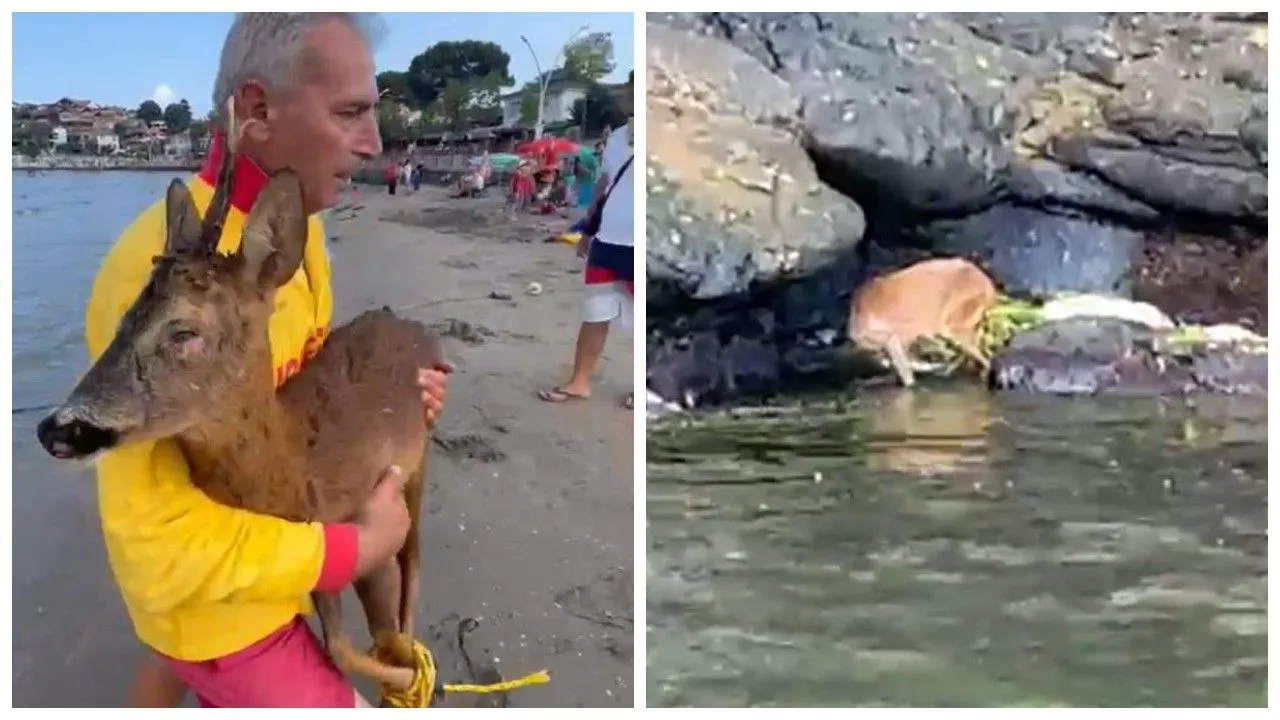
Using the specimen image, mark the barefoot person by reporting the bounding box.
[538,73,635,408]
[85,14,452,708]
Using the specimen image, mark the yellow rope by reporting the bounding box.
[377,636,551,708]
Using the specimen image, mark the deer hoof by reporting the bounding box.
[382,665,418,692]
[372,631,419,668]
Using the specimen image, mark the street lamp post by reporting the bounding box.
[520,24,588,139]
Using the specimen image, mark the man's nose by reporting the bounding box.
[354,113,382,158]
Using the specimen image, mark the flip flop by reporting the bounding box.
[538,387,589,404]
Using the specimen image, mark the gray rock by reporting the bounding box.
[990,318,1267,396]
[895,204,1144,297]
[646,21,866,305]
[645,12,1268,405]
[675,11,1268,227]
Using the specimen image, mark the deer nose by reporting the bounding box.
[36,409,120,460]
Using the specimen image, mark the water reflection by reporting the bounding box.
[861,387,994,478]
[647,389,1267,707]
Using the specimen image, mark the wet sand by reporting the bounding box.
[11,185,635,707]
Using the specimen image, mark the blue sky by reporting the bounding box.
[12,12,634,114]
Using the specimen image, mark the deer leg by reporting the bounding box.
[313,591,415,691]
[950,334,992,375]
[312,591,340,651]
[354,562,417,668]
[397,461,426,640]
[353,563,400,639]
[884,335,917,388]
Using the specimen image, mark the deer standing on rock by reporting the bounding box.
[36,170,442,693]
[848,257,998,387]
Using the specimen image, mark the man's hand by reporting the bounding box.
[576,233,591,259]
[417,362,455,427]
[355,466,411,575]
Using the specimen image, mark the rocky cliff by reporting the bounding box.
[646,12,1267,405]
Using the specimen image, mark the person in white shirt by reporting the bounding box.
[538,71,635,409]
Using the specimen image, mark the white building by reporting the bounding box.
[165,131,192,157]
[48,126,68,149]
[95,132,120,153]
[500,81,586,128]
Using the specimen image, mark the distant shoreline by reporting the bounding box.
[15,166,201,173]
[13,157,201,173]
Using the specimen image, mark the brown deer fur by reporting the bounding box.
[848,257,998,387]
[40,172,441,692]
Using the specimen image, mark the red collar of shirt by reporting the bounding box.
[197,132,269,213]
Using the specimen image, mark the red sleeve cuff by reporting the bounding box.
[315,523,359,592]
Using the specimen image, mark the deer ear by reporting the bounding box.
[163,180,206,255]
[237,170,307,289]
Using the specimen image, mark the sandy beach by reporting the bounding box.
[12,184,635,707]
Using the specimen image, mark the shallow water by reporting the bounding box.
[12,172,175,413]
[647,387,1267,707]
[11,172,186,703]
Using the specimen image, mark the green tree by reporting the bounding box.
[14,119,52,157]
[376,101,408,148]
[469,73,504,111]
[414,72,508,132]
[436,79,473,132]
[163,99,193,133]
[518,82,541,126]
[188,120,210,149]
[137,100,163,124]
[408,112,442,140]
[570,83,628,137]
[28,120,53,147]
[66,131,88,154]
[404,40,513,106]
[466,71,506,127]
[376,70,410,102]
[562,32,615,84]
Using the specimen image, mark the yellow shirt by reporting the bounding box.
[86,155,335,661]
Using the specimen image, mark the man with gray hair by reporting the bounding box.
[84,13,452,707]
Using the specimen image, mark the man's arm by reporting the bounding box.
[575,171,612,260]
[87,205,357,614]
[98,445,357,614]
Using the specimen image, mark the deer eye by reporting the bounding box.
[169,328,200,345]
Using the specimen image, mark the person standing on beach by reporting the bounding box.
[573,153,598,209]
[383,157,398,195]
[83,13,452,708]
[509,159,535,214]
[538,71,635,409]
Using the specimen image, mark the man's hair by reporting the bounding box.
[211,12,386,122]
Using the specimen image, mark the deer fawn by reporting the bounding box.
[36,171,442,693]
[848,257,998,387]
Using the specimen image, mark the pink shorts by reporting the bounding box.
[163,616,356,708]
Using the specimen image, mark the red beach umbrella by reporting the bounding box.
[516,137,579,168]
